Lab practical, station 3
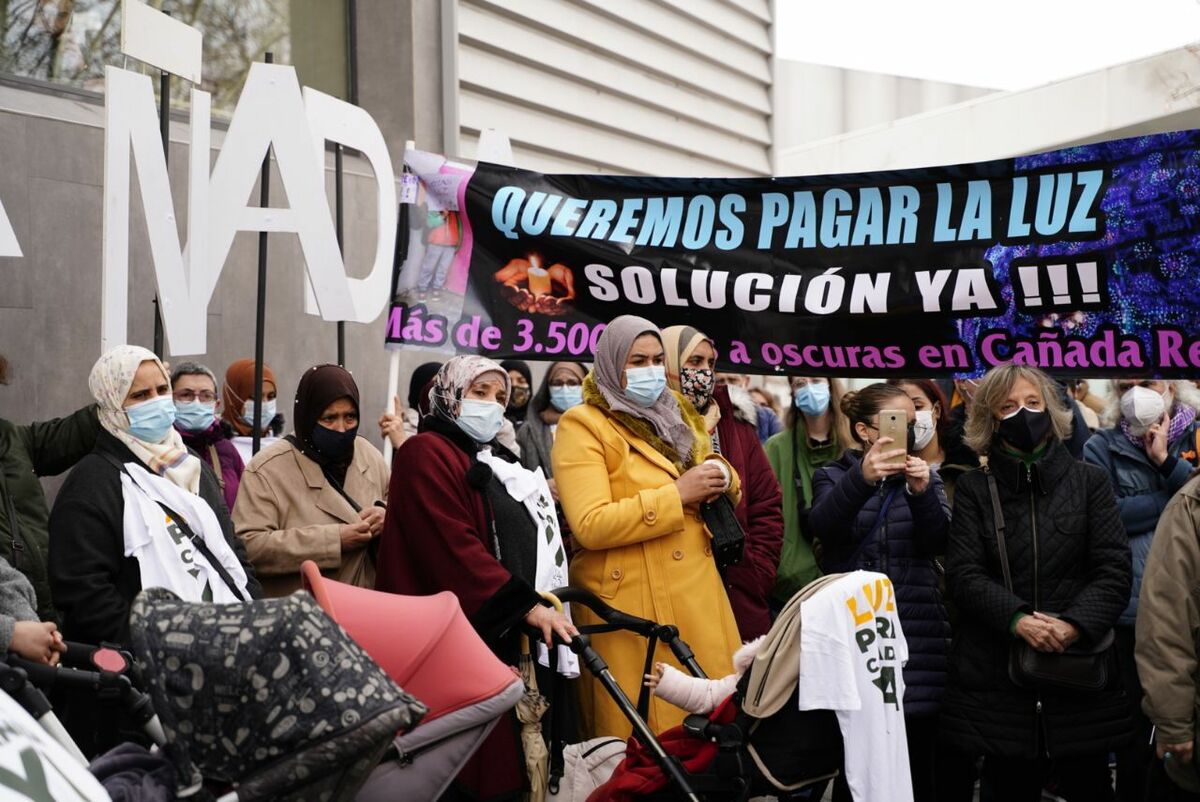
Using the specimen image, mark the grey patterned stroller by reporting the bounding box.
[128,587,428,802]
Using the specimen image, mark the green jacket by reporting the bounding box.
[764,423,842,602]
[0,405,100,621]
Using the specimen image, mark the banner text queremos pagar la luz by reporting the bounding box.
[385,131,1200,378]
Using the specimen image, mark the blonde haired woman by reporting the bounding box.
[942,364,1131,802]
[553,315,742,738]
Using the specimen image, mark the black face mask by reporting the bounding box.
[997,407,1052,453]
[311,424,358,462]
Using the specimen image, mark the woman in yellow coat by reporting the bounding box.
[553,314,744,738]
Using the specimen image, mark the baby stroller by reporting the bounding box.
[552,574,849,801]
[2,639,165,766]
[1,637,170,802]
[127,587,427,801]
[300,560,528,801]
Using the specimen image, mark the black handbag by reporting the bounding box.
[983,465,1115,692]
[700,494,745,573]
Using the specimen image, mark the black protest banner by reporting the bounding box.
[386,131,1200,377]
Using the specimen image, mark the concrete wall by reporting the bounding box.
[775,46,1200,175]
[772,60,994,163]
[451,0,775,176]
[0,1,450,489]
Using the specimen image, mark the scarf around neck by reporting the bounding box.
[1120,404,1197,449]
[90,345,201,494]
[582,374,708,473]
[589,315,696,465]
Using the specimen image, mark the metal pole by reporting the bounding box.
[251,52,274,457]
[153,65,170,357]
[335,0,357,366]
[383,140,416,465]
[335,143,345,366]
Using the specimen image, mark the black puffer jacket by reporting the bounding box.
[809,449,951,717]
[941,439,1133,759]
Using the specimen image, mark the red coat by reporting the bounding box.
[713,386,785,640]
[588,696,738,802]
[376,420,541,801]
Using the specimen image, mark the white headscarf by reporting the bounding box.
[89,345,201,494]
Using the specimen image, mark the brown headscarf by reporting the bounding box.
[289,364,360,482]
[222,359,277,436]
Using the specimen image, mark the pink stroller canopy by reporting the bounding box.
[301,561,519,723]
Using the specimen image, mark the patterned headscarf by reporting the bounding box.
[430,355,511,437]
[661,325,721,433]
[589,315,696,463]
[89,345,201,493]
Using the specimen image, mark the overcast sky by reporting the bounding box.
[776,0,1200,90]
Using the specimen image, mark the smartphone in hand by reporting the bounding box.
[877,409,908,466]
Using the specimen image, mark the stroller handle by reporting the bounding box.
[550,587,656,635]
[5,653,163,743]
[549,587,707,679]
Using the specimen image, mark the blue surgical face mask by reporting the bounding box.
[455,399,505,443]
[549,385,583,412]
[624,366,667,408]
[793,383,831,416]
[174,401,216,433]
[126,396,176,443]
[241,398,276,430]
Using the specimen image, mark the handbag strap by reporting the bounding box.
[983,464,1014,593]
[206,444,225,492]
[99,451,247,602]
[320,467,363,514]
[155,498,248,603]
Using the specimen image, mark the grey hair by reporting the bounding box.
[170,361,218,390]
[1102,380,1200,429]
[963,365,1073,455]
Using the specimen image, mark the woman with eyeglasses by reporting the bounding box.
[808,382,951,802]
[171,361,244,511]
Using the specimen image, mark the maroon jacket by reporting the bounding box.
[711,386,784,640]
[176,421,243,512]
[376,417,540,801]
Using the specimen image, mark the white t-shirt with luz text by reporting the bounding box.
[797,570,912,802]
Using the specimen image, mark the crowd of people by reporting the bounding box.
[2,318,1200,801]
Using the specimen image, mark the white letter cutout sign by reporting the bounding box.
[301,87,397,319]
[102,61,392,355]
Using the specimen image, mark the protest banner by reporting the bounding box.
[386,131,1200,377]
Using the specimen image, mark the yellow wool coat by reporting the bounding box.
[552,389,743,738]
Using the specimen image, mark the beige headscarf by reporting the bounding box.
[89,345,201,493]
[661,325,721,434]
